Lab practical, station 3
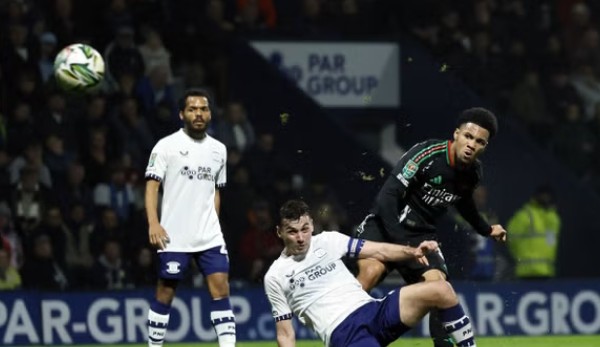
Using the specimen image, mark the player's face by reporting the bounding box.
[277,214,314,256]
[453,122,489,165]
[180,96,211,137]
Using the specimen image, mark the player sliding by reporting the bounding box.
[264,200,477,347]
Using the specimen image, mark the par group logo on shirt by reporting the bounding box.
[180,166,215,181]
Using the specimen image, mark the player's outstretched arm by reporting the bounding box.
[145,179,169,249]
[359,240,438,264]
[275,319,296,347]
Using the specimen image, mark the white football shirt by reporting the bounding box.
[264,232,374,346]
[145,129,227,252]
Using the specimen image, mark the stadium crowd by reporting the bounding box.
[0,0,595,291]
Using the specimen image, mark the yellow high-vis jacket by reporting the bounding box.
[507,200,561,278]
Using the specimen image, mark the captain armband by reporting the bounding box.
[274,313,293,322]
[347,238,365,258]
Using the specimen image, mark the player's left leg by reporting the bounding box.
[396,247,454,347]
[197,246,236,347]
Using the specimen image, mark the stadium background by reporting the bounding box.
[0,0,599,346]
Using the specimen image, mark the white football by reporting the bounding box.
[53,43,105,92]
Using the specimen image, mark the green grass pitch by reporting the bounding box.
[30,335,600,347]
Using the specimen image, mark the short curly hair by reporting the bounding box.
[457,107,498,138]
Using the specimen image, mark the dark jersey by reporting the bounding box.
[370,139,491,239]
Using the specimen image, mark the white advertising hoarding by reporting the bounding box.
[251,41,400,107]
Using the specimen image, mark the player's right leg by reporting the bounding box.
[147,252,191,347]
[197,245,236,347]
[354,214,388,291]
[396,241,453,347]
[399,281,476,347]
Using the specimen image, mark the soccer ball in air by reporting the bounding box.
[53,43,105,92]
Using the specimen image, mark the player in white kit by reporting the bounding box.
[265,200,477,347]
[145,89,235,347]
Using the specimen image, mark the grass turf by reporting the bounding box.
[28,335,600,347]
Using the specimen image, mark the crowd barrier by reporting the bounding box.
[1,279,599,345]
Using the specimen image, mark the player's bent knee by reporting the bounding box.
[357,259,385,290]
[432,281,458,308]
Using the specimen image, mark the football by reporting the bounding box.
[53,43,105,92]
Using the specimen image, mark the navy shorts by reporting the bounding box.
[355,214,448,283]
[329,289,410,347]
[158,245,229,280]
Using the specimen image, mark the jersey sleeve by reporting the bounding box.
[145,140,168,182]
[456,196,492,236]
[391,141,433,187]
[319,231,365,259]
[215,146,226,188]
[264,274,293,322]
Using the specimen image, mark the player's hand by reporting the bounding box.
[490,224,507,242]
[149,223,169,250]
[413,240,439,265]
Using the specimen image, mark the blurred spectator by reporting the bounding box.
[0,202,23,268]
[103,0,135,40]
[89,238,133,290]
[507,185,561,279]
[206,0,235,32]
[135,64,178,120]
[43,133,76,186]
[138,29,173,82]
[130,246,157,288]
[0,23,35,83]
[37,90,78,151]
[238,199,281,282]
[104,26,145,88]
[93,162,135,223]
[236,0,276,29]
[0,113,6,150]
[79,94,122,158]
[20,233,69,291]
[289,0,333,38]
[63,202,94,275]
[37,32,58,84]
[245,132,288,193]
[563,2,594,61]
[220,163,256,250]
[234,0,277,35]
[81,127,111,186]
[550,103,595,175]
[47,0,77,47]
[570,64,600,121]
[112,97,155,169]
[0,150,10,202]
[0,248,21,290]
[543,68,582,121]
[537,34,568,79]
[9,69,44,115]
[9,165,53,234]
[6,102,39,156]
[215,101,256,153]
[89,208,126,257]
[30,205,70,267]
[55,162,94,217]
[148,100,181,139]
[509,70,550,144]
[8,140,52,188]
